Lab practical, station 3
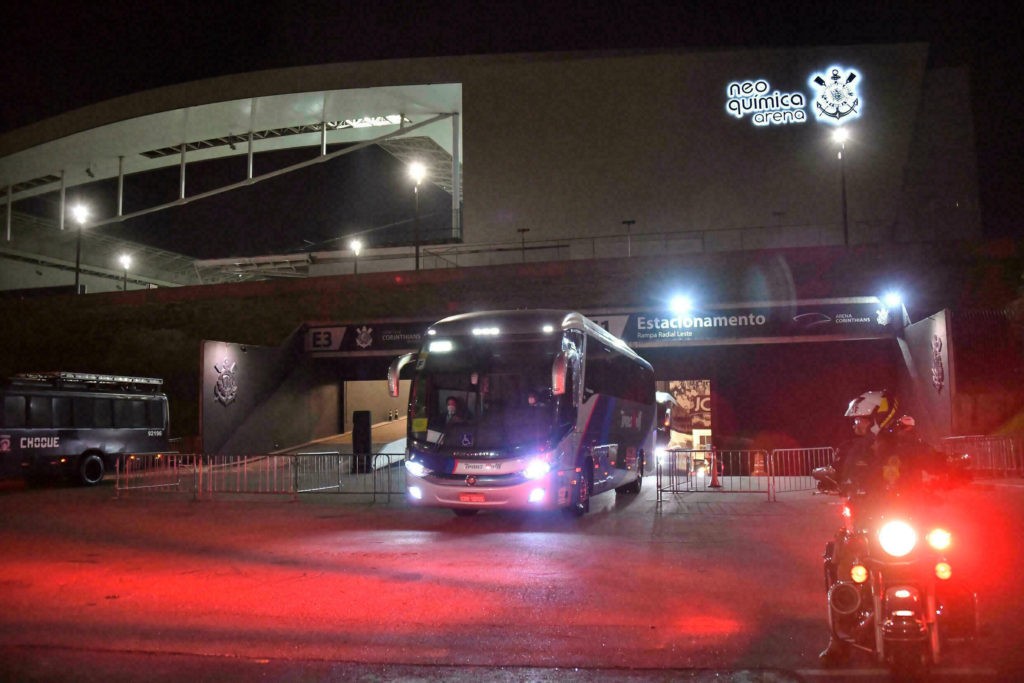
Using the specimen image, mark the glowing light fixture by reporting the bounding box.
[669,295,693,315]
[882,291,903,309]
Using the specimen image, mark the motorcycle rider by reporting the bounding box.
[819,390,945,664]
[813,400,877,493]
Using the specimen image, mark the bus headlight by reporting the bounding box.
[523,458,551,480]
[405,460,430,478]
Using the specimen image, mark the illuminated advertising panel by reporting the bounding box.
[725,64,863,127]
[592,300,894,345]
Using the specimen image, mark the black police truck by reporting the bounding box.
[0,372,170,485]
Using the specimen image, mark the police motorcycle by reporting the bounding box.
[822,460,977,677]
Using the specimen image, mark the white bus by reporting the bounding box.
[388,310,656,516]
[0,372,170,485]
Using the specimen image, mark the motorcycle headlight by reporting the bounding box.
[878,520,917,557]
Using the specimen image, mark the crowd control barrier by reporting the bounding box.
[116,450,405,501]
[656,446,835,502]
[941,434,1022,477]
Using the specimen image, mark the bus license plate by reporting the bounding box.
[459,493,485,503]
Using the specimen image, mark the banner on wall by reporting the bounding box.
[590,299,896,346]
[304,322,428,356]
[304,299,896,356]
[657,379,711,450]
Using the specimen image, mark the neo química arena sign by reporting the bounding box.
[725,65,862,127]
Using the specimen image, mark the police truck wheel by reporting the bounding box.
[78,454,105,486]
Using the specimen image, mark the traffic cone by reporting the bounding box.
[708,449,722,488]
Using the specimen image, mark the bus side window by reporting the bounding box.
[3,395,27,428]
[28,396,53,428]
[53,397,73,427]
[93,399,113,428]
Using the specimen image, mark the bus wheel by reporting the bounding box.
[77,454,105,486]
[565,465,591,517]
[616,451,645,495]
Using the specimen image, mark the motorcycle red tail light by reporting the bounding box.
[926,528,952,551]
[935,562,953,580]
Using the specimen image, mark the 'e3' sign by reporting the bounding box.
[305,327,346,352]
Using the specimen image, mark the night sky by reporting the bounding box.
[3,1,1021,251]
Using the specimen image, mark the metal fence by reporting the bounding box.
[941,434,1022,477]
[118,436,1020,505]
[655,446,835,502]
[768,447,835,499]
[115,451,405,501]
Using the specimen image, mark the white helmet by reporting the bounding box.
[844,390,899,432]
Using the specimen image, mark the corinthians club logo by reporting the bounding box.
[931,335,945,393]
[214,359,238,406]
[355,326,373,349]
[810,66,861,122]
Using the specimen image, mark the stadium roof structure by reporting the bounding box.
[0,64,463,284]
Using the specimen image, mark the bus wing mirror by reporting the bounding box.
[551,353,567,396]
[387,352,418,397]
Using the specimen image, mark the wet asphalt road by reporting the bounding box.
[0,475,1021,682]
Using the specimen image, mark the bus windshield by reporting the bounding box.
[409,337,569,453]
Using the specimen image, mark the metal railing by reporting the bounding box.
[768,447,835,500]
[656,446,835,502]
[941,435,1022,477]
[115,450,405,501]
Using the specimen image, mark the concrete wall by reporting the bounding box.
[1,242,1019,449]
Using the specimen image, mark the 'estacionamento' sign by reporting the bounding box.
[592,300,894,345]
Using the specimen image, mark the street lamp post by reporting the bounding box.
[118,254,131,291]
[622,219,636,257]
[517,228,530,262]
[70,204,89,295]
[349,238,363,275]
[408,162,426,271]
[832,128,850,246]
